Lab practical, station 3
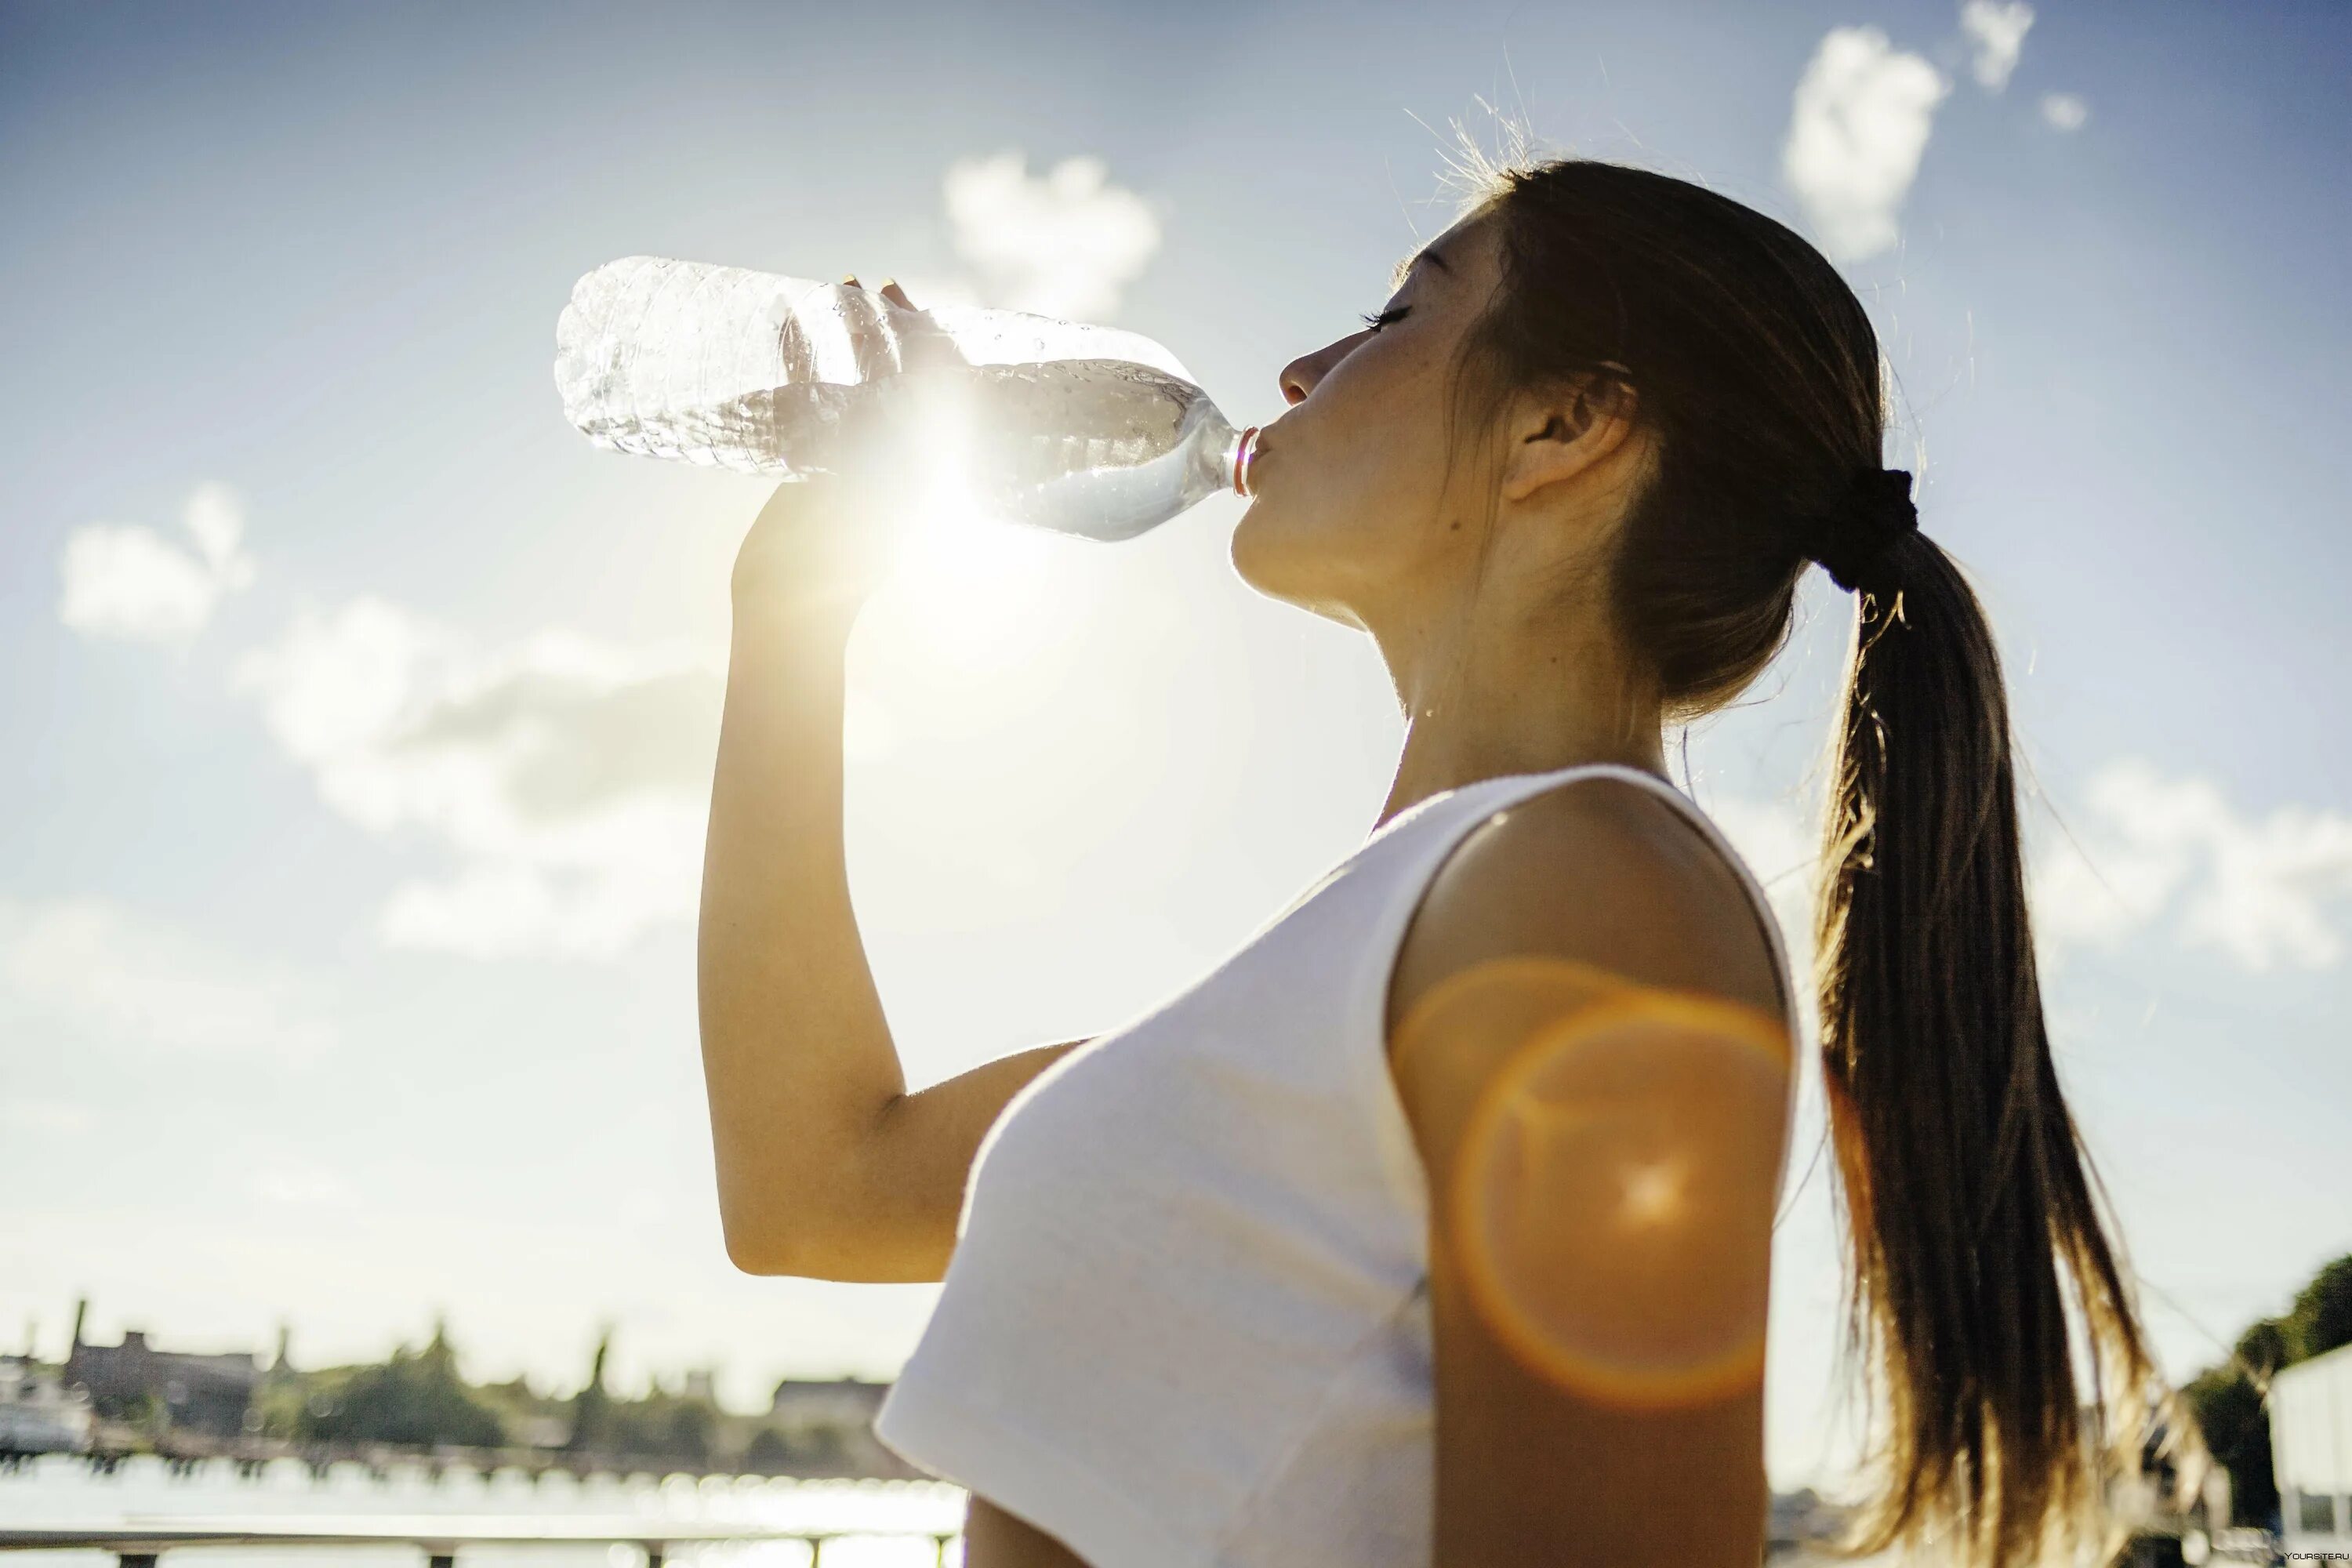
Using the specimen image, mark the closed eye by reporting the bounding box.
[1359,306,1410,334]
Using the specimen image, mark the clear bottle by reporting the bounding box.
[553,256,1258,542]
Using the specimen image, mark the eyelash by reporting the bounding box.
[1359,306,1409,333]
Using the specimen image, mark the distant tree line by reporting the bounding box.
[252,1319,864,1472]
[2179,1251,2352,1530]
[267,1327,504,1449]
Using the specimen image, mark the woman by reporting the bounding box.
[698,154,2167,1567]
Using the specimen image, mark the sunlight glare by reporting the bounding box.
[872,378,1069,670]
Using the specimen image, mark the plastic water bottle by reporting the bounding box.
[553,256,1259,543]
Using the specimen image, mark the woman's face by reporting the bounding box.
[1232,209,1506,630]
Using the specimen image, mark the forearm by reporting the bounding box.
[696,602,903,1270]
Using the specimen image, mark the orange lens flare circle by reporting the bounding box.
[1389,956,1644,1087]
[1450,989,1791,1410]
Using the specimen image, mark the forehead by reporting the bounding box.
[1389,212,1495,290]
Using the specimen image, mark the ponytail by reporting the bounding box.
[1812,542,2174,1567]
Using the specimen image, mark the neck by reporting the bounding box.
[1370,610,1669,833]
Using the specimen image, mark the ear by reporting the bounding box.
[1497,371,1638,506]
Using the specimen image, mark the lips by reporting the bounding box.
[1230,426,1265,497]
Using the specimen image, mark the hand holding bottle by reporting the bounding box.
[728,277,927,627]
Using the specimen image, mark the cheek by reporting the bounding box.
[1229,342,1465,602]
[1304,361,1446,518]
[1339,347,1465,539]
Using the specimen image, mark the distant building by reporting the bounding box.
[769,1376,887,1430]
[0,1356,93,1454]
[2273,1340,2352,1555]
[1765,1488,1848,1558]
[765,1377,918,1480]
[65,1315,260,1438]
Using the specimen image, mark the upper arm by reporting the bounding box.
[734,1036,1089,1283]
[1384,778,1794,1566]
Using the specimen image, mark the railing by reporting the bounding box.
[3,1432,926,1485]
[0,1514,960,1566]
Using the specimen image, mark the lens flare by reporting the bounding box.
[1391,955,1643,1087]
[1448,987,1791,1410]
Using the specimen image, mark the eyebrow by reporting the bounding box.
[1389,243,1450,291]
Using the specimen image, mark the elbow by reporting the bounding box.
[723,1225,796,1277]
[722,1213,817,1277]
[717,1189,809,1277]
[721,1202,908,1283]
[711,1117,901,1280]
[718,1184,862,1278]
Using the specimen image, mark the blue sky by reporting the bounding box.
[4,0,2347,1493]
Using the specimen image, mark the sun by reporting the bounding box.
[851,379,1076,667]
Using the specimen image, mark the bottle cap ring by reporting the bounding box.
[1233,426,1259,497]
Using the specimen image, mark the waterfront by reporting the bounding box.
[0,1453,964,1566]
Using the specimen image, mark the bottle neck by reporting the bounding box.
[1222,423,1260,498]
[1181,396,1255,506]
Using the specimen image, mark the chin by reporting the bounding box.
[1228,499,1310,601]
[1228,504,1367,630]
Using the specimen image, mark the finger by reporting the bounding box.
[836,274,895,379]
[878,278,915,310]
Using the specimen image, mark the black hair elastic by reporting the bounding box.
[1806,467,1920,593]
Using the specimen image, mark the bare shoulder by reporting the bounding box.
[1387,775,1790,1565]
[1384,773,1786,1054]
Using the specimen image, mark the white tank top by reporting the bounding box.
[873,762,1803,1567]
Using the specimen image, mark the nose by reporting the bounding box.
[1278,354,1315,406]
[1278,337,1352,406]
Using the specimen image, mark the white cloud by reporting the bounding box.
[943,151,1162,321]
[0,897,333,1061]
[2030,757,2352,972]
[1958,0,2034,92]
[2040,92,2090,132]
[1702,789,1819,957]
[58,481,256,643]
[234,599,724,960]
[1782,27,1951,265]
[1699,787,1827,1047]
[1701,757,2352,998]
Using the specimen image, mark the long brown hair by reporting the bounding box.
[1439,147,2182,1567]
